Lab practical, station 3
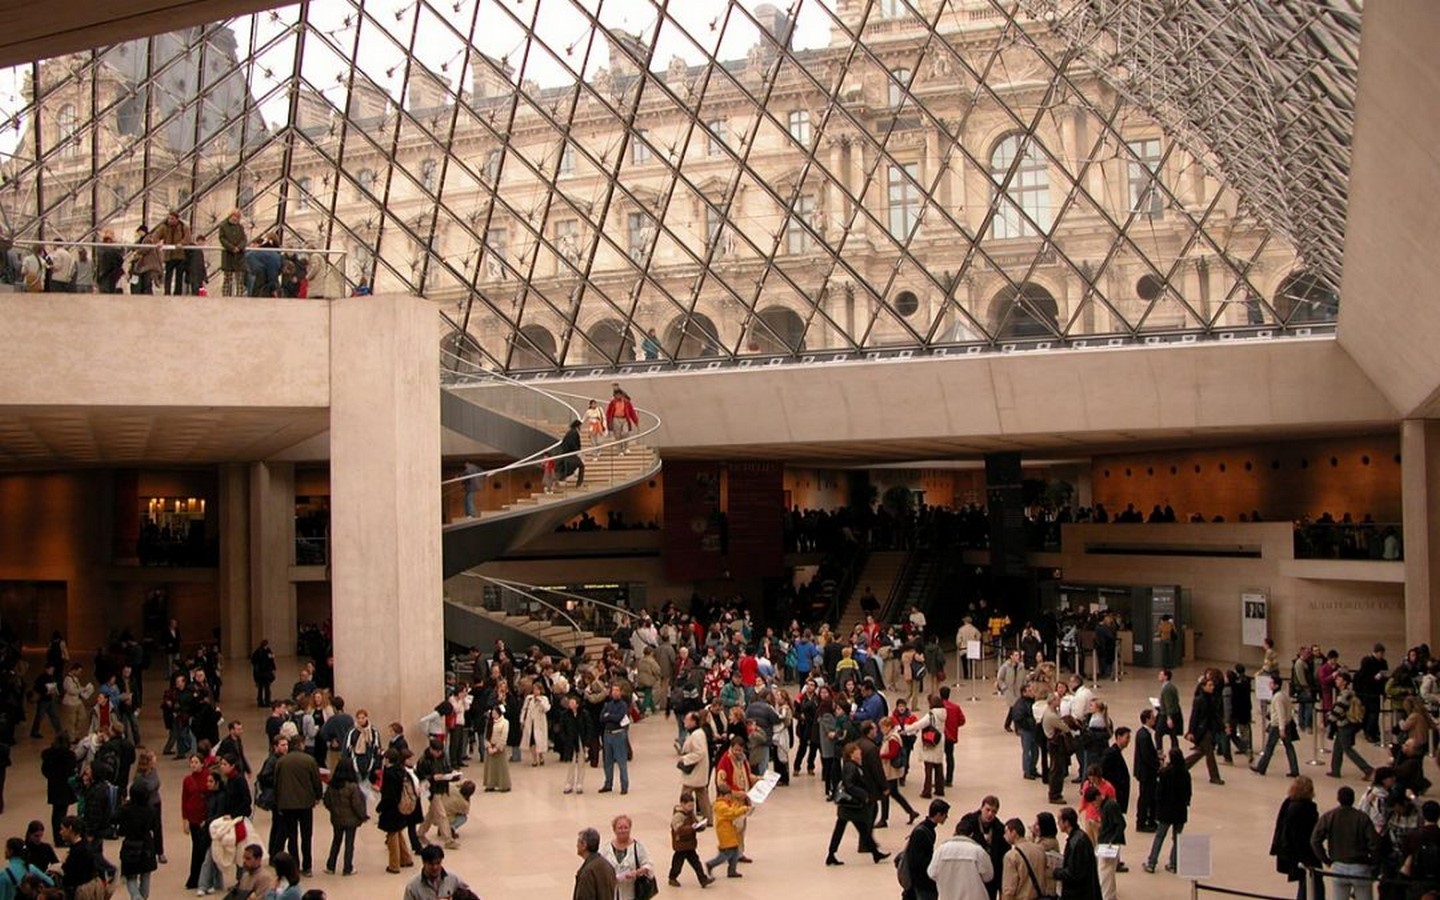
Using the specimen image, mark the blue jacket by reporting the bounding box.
[600,697,629,731]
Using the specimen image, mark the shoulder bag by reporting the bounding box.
[1017,846,1059,900]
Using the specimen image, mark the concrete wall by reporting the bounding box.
[1053,523,1405,667]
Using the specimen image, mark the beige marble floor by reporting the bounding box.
[0,658,1384,899]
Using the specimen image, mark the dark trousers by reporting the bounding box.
[1048,743,1070,801]
[31,698,62,737]
[828,811,879,857]
[920,762,944,798]
[1184,732,1222,782]
[1135,774,1157,829]
[164,260,187,295]
[187,823,210,888]
[50,803,68,845]
[944,739,956,786]
[326,825,356,873]
[256,680,272,706]
[669,849,705,883]
[821,756,839,797]
[270,808,314,871]
[880,778,917,824]
[1361,694,1382,743]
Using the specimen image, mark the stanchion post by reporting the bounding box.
[968,649,982,703]
[1306,723,1324,767]
[1090,649,1101,690]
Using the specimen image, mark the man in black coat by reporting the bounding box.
[557,420,586,487]
[1184,675,1225,785]
[1133,710,1160,832]
[857,722,888,831]
[1101,727,1133,815]
[1053,806,1103,900]
[903,799,949,900]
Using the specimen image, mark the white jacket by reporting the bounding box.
[905,707,948,766]
[928,834,994,900]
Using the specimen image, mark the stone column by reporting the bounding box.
[1402,419,1440,649]
[329,296,443,734]
[217,464,251,661]
[249,461,296,655]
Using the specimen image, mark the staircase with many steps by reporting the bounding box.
[837,550,911,635]
[443,599,613,661]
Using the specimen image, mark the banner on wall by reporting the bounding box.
[1241,590,1268,647]
[663,461,726,582]
[726,462,784,577]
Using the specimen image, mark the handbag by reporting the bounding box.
[1283,720,1300,743]
[634,873,659,900]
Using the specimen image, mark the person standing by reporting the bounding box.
[1292,647,1317,733]
[376,748,420,874]
[907,696,948,799]
[1355,643,1389,745]
[1268,775,1322,900]
[1252,675,1300,778]
[151,210,191,295]
[520,682,552,767]
[557,695,592,795]
[1327,671,1375,780]
[940,687,966,788]
[250,640,276,708]
[116,783,160,900]
[1001,815,1056,900]
[272,734,324,875]
[96,231,125,294]
[1100,728,1132,821]
[575,827,618,900]
[1053,807,1102,900]
[1310,785,1379,900]
[1157,670,1183,753]
[1142,749,1191,874]
[29,663,62,739]
[903,799,949,900]
[482,707,511,793]
[403,844,471,900]
[1133,710,1160,833]
[677,712,713,823]
[956,618,984,682]
[927,815,993,900]
[600,814,656,899]
[218,209,248,297]
[417,739,461,848]
[598,684,631,794]
[321,759,366,876]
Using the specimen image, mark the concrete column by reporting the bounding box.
[329,296,443,733]
[249,461,296,655]
[1402,419,1440,649]
[218,464,251,660]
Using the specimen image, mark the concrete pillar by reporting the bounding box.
[1402,419,1440,649]
[249,461,296,655]
[329,296,443,734]
[218,464,251,660]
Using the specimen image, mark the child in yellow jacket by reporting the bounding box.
[705,786,751,879]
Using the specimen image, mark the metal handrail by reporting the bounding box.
[438,345,662,489]
[458,573,584,651]
[8,238,346,258]
[482,576,641,626]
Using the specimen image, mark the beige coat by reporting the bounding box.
[1001,840,1056,900]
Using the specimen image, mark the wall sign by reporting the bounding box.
[1241,590,1268,648]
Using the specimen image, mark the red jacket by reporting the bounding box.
[606,396,638,429]
[942,699,966,742]
[181,771,211,825]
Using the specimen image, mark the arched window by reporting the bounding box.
[989,133,1050,239]
[888,68,912,109]
[511,324,557,370]
[989,282,1060,340]
[748,306,806,354]
[581,318,636,364]
[1273,271,1338,324]
[56,104,78,157]
[664,313,721,358]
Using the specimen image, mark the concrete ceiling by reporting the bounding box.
[0,406,328,466]
[0,0,296,66]
[658,422,1398,465]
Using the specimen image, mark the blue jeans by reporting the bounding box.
[706,847,740,876]
[1329,861,1373,900]
[1146,820,1183,870]
[125,872,151,900]
[463,490,476,517]
[602,730,629,791]
[1020,729,1039,777]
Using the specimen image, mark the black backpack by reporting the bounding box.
[1412,839,1440,883]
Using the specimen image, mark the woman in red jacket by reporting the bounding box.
[180,754,213,891]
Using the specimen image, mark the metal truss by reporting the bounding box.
[0,0,1359,371]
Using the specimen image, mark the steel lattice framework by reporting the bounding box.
[0,0,1359,371]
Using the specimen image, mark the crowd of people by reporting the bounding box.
[4,597,1440,900]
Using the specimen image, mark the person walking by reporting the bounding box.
[668,790,714,888]
[574,827,618,900]
[376,748,421,874]
[827,742,890,866]
[704,787,750,880]
[879,717,921,828]
[417,739,461,848]
[1143,749,1192,874]
[677,712,713,824]
[1184,674,1225,785]
[1252,675,1301,777]
[606,387,639,451]
[1327,671,1375,780]
[1157,670,1183,753]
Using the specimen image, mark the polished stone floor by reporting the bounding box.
[0,657,1385,898]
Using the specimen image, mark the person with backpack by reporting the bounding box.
[879,717,921,829]
[905,696,948,799]
[899,799,949,900]
[377,747,422,874]
[1327,671,1376,780]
